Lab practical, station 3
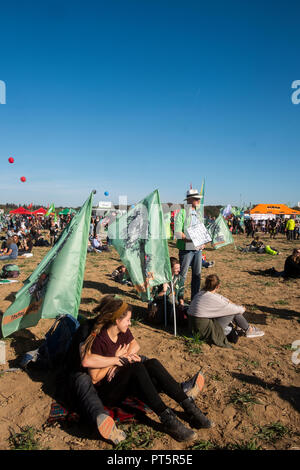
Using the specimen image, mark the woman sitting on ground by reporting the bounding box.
[264,248,300,279]
[111,265,132,285]
[0,235,19,261]
[81,295,212,442]
[188,274,264,348]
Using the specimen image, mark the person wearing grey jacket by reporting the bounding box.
[188,274,264,345]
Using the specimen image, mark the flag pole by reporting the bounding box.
[170,281,177,336]
[164,293,167,327]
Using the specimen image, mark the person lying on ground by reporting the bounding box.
[111,265,132,285]
[188,274,265,348]
[0,236,19,261]
[148,257,187,326]
[81,295,212,442]
[238,235,280,255]
[263,248,300,279]
[238,235,265,253]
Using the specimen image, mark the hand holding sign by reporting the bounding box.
[187,222,212,249]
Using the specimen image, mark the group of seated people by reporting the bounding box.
[147,257,265,347]
[0,232,35,261]
[238,235,281,255]
[56,294,211,446]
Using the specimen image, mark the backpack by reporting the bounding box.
[0,264,20,279]
[19,314,80,370]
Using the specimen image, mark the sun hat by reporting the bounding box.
[184,188,202,200]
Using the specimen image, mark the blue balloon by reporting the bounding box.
[104,191,109,197]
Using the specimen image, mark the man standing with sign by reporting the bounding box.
[175,188,211,301]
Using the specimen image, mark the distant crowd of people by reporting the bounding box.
[0,212,75,261]
[1,195,299,447]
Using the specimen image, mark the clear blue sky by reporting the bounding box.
[0,0,299,208]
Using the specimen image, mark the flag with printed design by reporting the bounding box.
[1,191,94,337]
[108,189,172,301]
[206,213,234,250]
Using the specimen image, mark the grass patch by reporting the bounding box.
[210,374,223,381]
[274,300,289,305]
[183,332,204,355]
[242,359,260,368]
[190,440,214,450]
[115,423,163,450]
[227,439,262,450]
[8,426,42,450]
[282,344,293,350]
[229,390,261,408]
[268,344,280,350]
[255,422,291,443]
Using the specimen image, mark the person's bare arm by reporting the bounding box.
[89,366,111,384]
[126,339,140,356]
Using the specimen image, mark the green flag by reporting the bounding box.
[206,213,234,250]
[199,179,205,219]
[45,203,55,217]
[1,191,94,338]
[108,189,172,301]
[164,212,171,240]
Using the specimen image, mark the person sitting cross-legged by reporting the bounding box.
[188,274,265,348]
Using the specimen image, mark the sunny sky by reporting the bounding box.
[0,0,299,208]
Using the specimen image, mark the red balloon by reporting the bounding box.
[20,176,26,182]
[8,157,14,163]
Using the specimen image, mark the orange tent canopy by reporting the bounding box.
[250,204,300,215]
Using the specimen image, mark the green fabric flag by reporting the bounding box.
[206,213,234,250]
[164,212,171,240]
[108,189,172,301]
[1,191,94,337]
[45,203,55,217]
[199,179,205,219]
[59,208,77,215]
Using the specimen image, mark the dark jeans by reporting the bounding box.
[96,358,187,416]
[63,372,106,425]
[179,249,202,300]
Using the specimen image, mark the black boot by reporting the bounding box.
[159,408,196,442]
[181,397,212,429]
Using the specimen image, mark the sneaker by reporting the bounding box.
[246,326,265,338]
[181,370,205,399]
[224,326,232,336]
[97,413,126,445]
[207,261,215,268]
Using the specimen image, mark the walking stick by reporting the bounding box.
[170,281,177,337]
[164,293,167,327]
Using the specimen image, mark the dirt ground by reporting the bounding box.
[0,232,299,451]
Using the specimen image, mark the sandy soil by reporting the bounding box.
[0,232,299,451]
